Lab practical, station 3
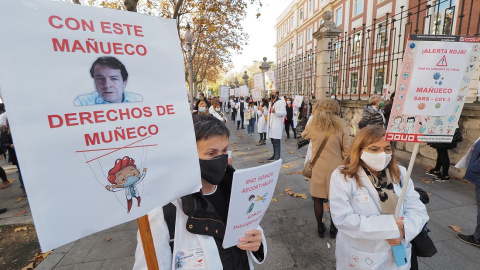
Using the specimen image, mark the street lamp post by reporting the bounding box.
[260,57,271,98]
[185,23,194,109]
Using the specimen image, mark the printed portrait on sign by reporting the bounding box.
[74,56,143,106]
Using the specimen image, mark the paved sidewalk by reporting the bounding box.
[10,119,478,269]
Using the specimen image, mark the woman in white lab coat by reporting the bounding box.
[329,125,428,270]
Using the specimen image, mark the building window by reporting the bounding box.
[284,23,287,34]
[309,0,313,13]
[374,68,385,94]
[299,8,304,20]
[377,23,389,47]
[306,80,311,95]
[334,42,341,60]
[335,7,343,26]
[352,33,361,55]
[290,16,294,29]
[430,0,454,35]
[350,72,358,94]
[297,81,301,93]
[307,53,312,68]
[291,40,294,51]
[298,33,303,46]
[288,82,292,95]
[354,0,363,16]
[332,75,338,94]
[278,48,281,57]
[278,28,281,39]
[308,27,313,41]
[284,44,287,55]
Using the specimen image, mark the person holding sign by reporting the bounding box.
[302,99,350,238]
[329,125,428,269]
[266,90,286,162]
[133,115,266,269]
[74,56,143,105]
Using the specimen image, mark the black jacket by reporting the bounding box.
[358,105,385,129]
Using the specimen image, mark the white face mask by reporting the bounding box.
[215,108,220,112]
[287,101,291,104]
[360,151,392,172]
[331,96,336,99]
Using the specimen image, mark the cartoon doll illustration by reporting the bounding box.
[246,194,255,214]
[390,115,403,133]
[105,156,147,213]
[403,117,416,134]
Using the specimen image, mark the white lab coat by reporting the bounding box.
[329,165,428,270]
[133,199,267,270]
[266,99,287,139]
[292,106,298,128]
[212,110,227,123]
[257,106,268,133]
[303,115,314,165]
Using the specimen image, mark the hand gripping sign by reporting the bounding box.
[0,1,201,261]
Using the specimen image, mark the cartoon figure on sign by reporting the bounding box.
[403,117,416,134]
[246,194,255,214]
[105,156,147,213]
[390,115,403,133]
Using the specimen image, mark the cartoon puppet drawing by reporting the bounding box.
[404,117,416,134]
[390,115,403,133]
[105,156,147,213]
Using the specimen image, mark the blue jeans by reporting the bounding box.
[475,184,480,239]
[271,138,281,159]
[248,118,256,134]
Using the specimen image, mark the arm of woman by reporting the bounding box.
[329,169,400,240]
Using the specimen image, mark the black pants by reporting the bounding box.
[259,133,266,140]
[433,148,450,176]
[271,138,281,159]
[236,113,244,129]
[231,109,237,121]
[285,120,296,138]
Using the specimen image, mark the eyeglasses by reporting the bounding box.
[363,146,393,154]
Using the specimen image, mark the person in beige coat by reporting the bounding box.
[302,98,351,239]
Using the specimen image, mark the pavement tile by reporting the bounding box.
[419,240,480,270]
[99,256,135,270]
[83,230,137,261]
[255,235,295,270]
[54,261,104,270]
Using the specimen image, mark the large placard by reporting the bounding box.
[240,85,249,97]
[264,70,275,91]
[219,85,229,102]
[253,73,264,91]
[0,0,200,251]
[386,35,480,143]
[223,160,281,248]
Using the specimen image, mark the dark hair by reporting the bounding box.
[90,56,128,81]
[193,114,230,142]
[261,98,268,107]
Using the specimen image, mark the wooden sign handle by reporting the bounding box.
[137,215,159,270]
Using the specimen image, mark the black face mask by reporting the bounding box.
[199,154,229,185]
[270,94,276,100]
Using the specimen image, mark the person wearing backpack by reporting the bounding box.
[133,115,266,269]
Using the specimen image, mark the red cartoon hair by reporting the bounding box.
[107,156,137,184]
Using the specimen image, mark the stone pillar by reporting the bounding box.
[313,11,342,99]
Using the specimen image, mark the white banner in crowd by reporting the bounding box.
[234,88,241,97]
[223,160,282,248]
[220,86,229,102]
[386,35,480,143]
[230,88,235,96]
[251,89,261,102]
[240,85,249,97]
[264,70,275,91]
[0,0,201,251]
[253,73,263,91]
[293,95,303,108]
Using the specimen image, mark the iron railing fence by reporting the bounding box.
[329,0,480,101]
[275,47,317,97]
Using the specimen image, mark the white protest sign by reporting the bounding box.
[253,73,264,90]
[240,85,249,97]
[383,84,389,100]
[386,35,480,143]
[230,88,235,96]
[264,70,275,91]
[0,0,201,251]
[251,89,261,102]
[223,160,282,248]
[234,88,241,97]
[293,95,303,108]
[220,86,229,102]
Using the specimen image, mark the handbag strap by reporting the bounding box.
[310,131,332,166]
